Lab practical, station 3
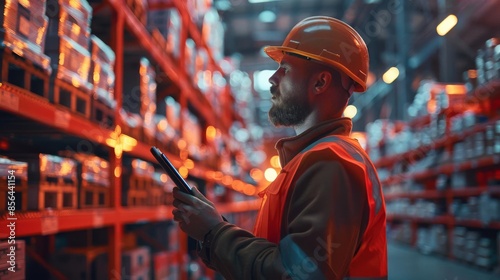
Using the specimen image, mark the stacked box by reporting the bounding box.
[45,0,93,92]
[476,38,500,86]
[153,251,168,280]
[1,0,51,72]
[476,49,487,86]
[72,154,110,208]
[150,171,165,206]
[452,227,467,260]
[164,97,181,136]
[0,157,28,213]
[89,35,116,128]
[498,232,500,269]
[121,115,141,139]
[140,58,157,145]
[463,69,478,95]
[153,115,178,152]
[6,153,78,210]
[475,237,497,269]
[182,110,202,159]
[0,0,51,98]
[166,9,182,60]
[485,124,496,155]
[50,247,108,280]
[165,251,180,280]
[464,230,480,264]
[0,240,25,280]
[195,48,209,92]
[185,39,196,78]
[122,159,154,206]
[120,108,144,142]
[201,8,224,61]
[156,97,182,155]
[484,38,500,82]
[122,246,150,279]
[212,71,227,111]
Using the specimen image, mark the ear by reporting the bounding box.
[313,71,332,94]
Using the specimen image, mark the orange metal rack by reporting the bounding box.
[0,1,260,279]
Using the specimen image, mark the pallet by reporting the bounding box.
[79,183,110,209]
[0,47,50,99]
[52,78,91,118]
[31,184,78,210]
[91,98,115,129]
[0,186,28,212]
[127,189,148,206]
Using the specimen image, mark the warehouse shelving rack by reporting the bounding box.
[0,0,260,279]
[378,80,500,265]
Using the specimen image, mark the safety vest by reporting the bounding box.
[253,135,387,279]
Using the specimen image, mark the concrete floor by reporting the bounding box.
[388,242,500,280]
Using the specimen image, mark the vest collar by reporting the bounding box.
[275,118,353,167]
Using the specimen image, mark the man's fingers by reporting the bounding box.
[172,187,196,205]
[192,186,205,200]
[173,200,199,216]
[172,209,184,222]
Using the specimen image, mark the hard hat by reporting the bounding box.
[264,16,369,92]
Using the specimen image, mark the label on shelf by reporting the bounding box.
[55,110,71,129]
[93,210,104,227]
[0,90,20,112]
[41,212,58,235]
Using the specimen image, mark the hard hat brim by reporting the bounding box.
[264,45,367,92]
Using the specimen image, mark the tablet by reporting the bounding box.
[150,146,194,195]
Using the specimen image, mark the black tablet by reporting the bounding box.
[150,146,194,195]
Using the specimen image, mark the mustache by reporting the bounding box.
[270,86,278,95]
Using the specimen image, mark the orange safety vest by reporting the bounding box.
[253,135,387,279]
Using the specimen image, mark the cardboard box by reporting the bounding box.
[122,246,151,277]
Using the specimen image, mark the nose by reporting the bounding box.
[268,70,279,86]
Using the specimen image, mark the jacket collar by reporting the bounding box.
[275,118,353,167]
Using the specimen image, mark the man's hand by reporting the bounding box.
[172,186,224,241]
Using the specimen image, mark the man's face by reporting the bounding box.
[268,54,313,127]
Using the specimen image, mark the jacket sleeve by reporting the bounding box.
[202,150,368,280]
[282,151,369,279]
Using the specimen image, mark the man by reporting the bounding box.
[172,16,387,280]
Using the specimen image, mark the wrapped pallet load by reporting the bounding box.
[140,58,157,145]
[89,35,116,128]
[0,0,51,97]
[45,0,93,117]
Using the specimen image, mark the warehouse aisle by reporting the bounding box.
[388,242,499,280]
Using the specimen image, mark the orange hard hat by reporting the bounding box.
[264,16,369,92]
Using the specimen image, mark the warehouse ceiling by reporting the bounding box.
[214,0,500,133]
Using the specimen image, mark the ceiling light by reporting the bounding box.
[249,0,282,3]
[214,0,231,10]
[382,67,399,84]
[258,10,277,23]
[264,168,278,182]
[343,105,358,119]
[436,14,458,36]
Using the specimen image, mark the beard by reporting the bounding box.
[268,91,311,127]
